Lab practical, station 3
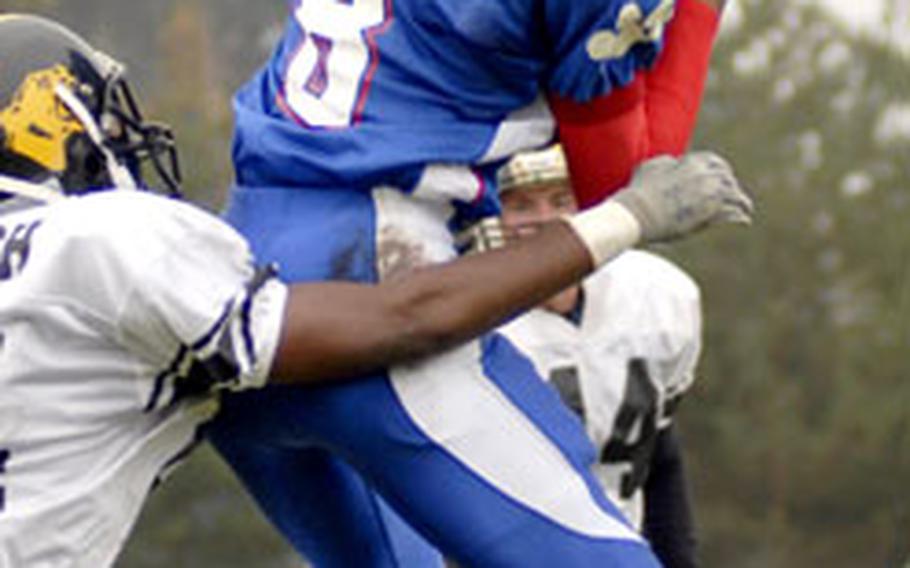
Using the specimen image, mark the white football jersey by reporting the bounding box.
[499,250,701,529]
[0,190,288,567]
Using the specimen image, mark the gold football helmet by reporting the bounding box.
[0,14,180,196]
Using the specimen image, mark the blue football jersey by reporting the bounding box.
[216,5,679,567]
[233,0,674,213]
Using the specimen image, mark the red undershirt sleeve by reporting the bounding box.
[548,0,722,209]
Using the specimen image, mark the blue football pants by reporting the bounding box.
[208,186,660,567]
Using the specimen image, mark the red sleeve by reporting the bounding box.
[548,0,721,209]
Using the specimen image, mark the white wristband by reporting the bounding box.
[565,201,642,266]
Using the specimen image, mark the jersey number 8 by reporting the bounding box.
[285,0,391,127]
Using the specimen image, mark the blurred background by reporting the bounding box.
[1,1,907,566]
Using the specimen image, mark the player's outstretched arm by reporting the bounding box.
[551,0,726,207]
[268,151,753,384]
[269,219,593,383]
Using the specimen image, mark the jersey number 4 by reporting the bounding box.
[0,448,9,512]
[285,0,392,127]
[549,358,659,499]
[601,358,659,499]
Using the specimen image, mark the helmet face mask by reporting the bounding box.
[0,14,181,199]
[461,143,574,253]
[96,72,182,195]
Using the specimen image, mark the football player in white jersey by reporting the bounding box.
[496,144,703,568]
[0,14,752,568]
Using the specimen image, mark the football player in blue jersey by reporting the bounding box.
[0,14,748,568]
[208,0,735,566]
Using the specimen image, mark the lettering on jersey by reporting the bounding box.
[586,0,675,62]
[283,0,392,127]
[0,220,42,281]
[0,448,9,513]
[600,358,659,498]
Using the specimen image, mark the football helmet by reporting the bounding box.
[497,144,568,195]
[0,14,181,197]
[460,144,571,253]
[464,144,569,253]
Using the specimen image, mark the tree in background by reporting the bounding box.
[0,0,56,11]
[670,1,910,566]
[150,0,232,208]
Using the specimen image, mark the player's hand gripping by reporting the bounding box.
[612,151,753,243]
[565,151,753,267]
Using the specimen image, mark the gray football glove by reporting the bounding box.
[611,152,754,243]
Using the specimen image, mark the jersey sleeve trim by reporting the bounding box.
[142,267,288,412]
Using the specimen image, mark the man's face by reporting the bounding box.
[500,181,578,240]
[500,181,581,316]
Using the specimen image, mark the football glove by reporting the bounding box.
[612,151,754,243]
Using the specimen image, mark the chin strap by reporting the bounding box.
[54,83,138,190]
[0,174,67,203]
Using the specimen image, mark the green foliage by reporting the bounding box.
[0,0,58,12]
[147,0,233,209]
[118,445,302,568]
[665,2,910,566]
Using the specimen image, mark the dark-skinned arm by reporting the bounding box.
[270,220,592,383]
[268,150,753,385]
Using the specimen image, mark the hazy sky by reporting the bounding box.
[819,0,885,28]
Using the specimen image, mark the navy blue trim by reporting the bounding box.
[147,266,279,411]
[144,345,188,412]
[239,263,278,367]
[191,298,235,351]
